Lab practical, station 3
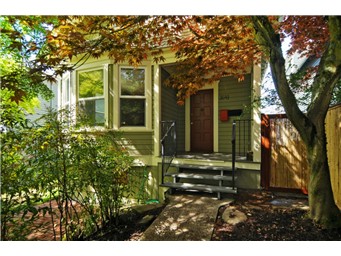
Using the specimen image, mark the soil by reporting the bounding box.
[18,190,341,241]
[83,205,166,241]
[211,190,341,241]
[88,190,341,241]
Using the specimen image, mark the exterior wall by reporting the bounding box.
[65,51,262,201]
[27,81,59,123]
[132,166,166,203]
[119,131,154,156]
[235,169,261,189]
[161,68,186,153]
[218,74,252,153]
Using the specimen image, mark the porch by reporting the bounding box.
[159,119,261,199]
[156,64,262,199]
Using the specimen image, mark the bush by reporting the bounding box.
[1,103,137,240]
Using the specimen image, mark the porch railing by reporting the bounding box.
[233,119,252,159]
[232,121,236,189]
[160,120,176,183]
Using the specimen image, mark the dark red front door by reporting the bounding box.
[190,89,213,152]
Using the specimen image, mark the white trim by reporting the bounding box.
[76,63,109,127]
[117,63,152,131]
[153,65,161,157]
[251,62,262,162]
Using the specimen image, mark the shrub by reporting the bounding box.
[1,104,137,240]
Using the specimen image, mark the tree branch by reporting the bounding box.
[251,16,314,145]
[307,16,341,131]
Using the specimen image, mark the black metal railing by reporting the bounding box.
[160,120,176,183]
[233,119,252,158]
[232,121,236,189]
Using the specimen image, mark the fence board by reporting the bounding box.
[325,104,341,209]
[262,104,340,209]
[268,117,309,191]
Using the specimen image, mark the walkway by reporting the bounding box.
[140,193,233,241]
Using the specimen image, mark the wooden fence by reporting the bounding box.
[325,104,341,209]
[261,104,341,209]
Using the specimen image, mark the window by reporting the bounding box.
[61,76,70,111]
[78,69,105,126]
[119,67,146,127]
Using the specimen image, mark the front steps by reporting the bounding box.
[160,163,237,199]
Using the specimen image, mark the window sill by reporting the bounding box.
[118,127,153,133]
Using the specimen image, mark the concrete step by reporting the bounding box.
[161,182,237,194]
[164,172,235,181]
[171,163,234,172]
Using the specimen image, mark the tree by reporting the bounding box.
[0,16,59,102]
[2,15,341,228]
[251,16,341,228]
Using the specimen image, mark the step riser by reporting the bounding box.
[162,163,237,199]
[164,173,235,181]
[171,164,234,172]
[161,183,237,194]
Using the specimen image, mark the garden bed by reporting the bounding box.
[211,190,341,241]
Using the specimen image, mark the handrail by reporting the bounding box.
[160,120,176,184]
[233,119,252,157]
[161,121,175,144]
[232,121,236,189]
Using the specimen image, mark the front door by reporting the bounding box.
[190,89,213,152]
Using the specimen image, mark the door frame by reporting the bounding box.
[185,83,219,152]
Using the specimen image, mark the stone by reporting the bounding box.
[138,214,156,225]
[222,207,247,225]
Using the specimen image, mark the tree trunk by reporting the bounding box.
[251,16,341,229]
[307,129,341,228]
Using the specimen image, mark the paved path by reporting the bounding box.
[140,193,233,241]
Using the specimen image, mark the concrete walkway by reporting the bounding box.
[140,193,233,241]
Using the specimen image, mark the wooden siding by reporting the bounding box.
[119,131,154,156]
[218,74,252,154]
[161,68,186,153]
[325,104,341,209]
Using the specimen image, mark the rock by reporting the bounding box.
[132,203,164,214]
[138,214,156,225]
[222,207,247,225]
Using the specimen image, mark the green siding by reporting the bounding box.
[119,131,154,156]
[218,74,252,154]
[161,68,186,153]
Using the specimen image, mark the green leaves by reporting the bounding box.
[1,107,137,240]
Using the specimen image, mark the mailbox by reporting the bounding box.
[219,109,229,122]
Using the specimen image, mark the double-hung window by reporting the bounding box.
[78,68,105,126]
[61,75,70,111]
[119,67,146,127]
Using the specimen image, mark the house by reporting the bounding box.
[26,81,59,124]
[58,48,262,201]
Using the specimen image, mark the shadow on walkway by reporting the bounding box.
[140,192,233,241]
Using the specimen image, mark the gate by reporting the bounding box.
[261,114,309,193]
[261,105,341,209]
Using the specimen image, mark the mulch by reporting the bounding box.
[13,190,341,241]
[211,190,341,241]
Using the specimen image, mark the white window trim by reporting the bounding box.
[63,59,152,132]
[114,63,152,131]
[59,71,71,110]
[76,61,109,128]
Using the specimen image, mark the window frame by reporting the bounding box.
[76,62,109,128]
[61,60,152,131]
[115,64,152,131]
[119,66,147,128]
